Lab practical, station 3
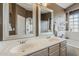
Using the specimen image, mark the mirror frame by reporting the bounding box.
[38,5,54,36]
[3,3,37,41]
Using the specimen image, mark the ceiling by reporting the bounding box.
[17,3,33,11]
[56,3,74,9]
[17,3,74,12]
[17,3,51,14]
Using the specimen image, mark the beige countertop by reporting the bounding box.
[0,36,66,56]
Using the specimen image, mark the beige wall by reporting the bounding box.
[47,3,66,37]
[47,3,65,17]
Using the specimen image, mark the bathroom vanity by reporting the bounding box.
[0,36,66,56]
[28,39,66,56]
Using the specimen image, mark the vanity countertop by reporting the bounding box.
[0,36,66,56]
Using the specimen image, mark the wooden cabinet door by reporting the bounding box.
[59,41,67,56]
[49,49,59,56]
[49,44,59,56]
[60,47,66,56]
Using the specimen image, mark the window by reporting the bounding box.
[69,10,79,32]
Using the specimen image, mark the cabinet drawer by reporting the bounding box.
[49,50,59,56]
[29,48,48,56]
[49,44,59,54]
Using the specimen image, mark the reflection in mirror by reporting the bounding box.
[9,3,34,36]
[41,11,51,32]
[39,5,53,36]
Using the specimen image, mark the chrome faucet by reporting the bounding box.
[18,40,26,44]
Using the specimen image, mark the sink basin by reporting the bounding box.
[48,37,60,42]
[10,43,35,54]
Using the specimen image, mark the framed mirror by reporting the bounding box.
[38,5,54,36]
[3,3,36,40]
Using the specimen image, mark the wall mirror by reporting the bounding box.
[38,5,54,36]
[5,3,36,40]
